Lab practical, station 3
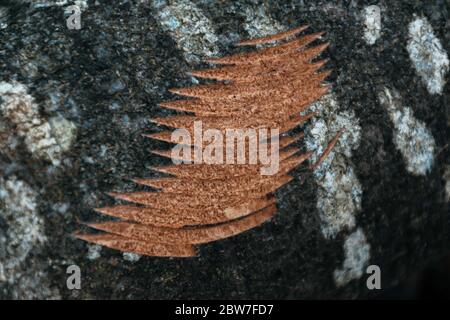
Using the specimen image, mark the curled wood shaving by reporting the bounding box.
[86,204,277,245]
[76,26,341,257]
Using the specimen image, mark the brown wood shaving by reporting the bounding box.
[76,26,342,257]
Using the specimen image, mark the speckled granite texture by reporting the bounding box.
[0,0,449,299]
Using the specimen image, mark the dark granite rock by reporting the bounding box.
[0,0,448,299]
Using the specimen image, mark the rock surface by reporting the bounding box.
[0,0,449,299]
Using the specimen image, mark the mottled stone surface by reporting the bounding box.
[0,0,449,299]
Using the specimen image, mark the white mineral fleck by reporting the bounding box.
[407,17,449,95]
[0,81,77,166]
[334,228,371,286]
[123,252,141,262]
[0,176,58,298]
[378,87,435,176]
[154,0,219,63]
[305,94,363,239]
[362,5,382,45]
[87,244,102,260]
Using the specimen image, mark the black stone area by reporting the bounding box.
[0,0,448,299]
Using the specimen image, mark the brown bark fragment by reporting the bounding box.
[169,65,330,99]
[149,113,317,139]
[74,233,196,257]
[132,174,292,196]
[87,204,276,245]
[158,86,330,118]
[95,197,275,228]
[148,153,311,179]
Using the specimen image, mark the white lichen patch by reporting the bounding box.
[32,0,69,7]
[31,0,88,10]
[0,176,60,299]
[0,176,46,268]
[154,0,219,63]
[315,166,362,239]
[241,4,285,46]
[378,87,435,176]
[123,252,141,262]
[334,228,371,287]
[48,116,77,152]
[444,166,450,202]
[407,17,449,95]
[362,5,381,45]
[0,176,59,299]
[305,94,363,239]
[0,81,77,166]
[304,95,370,286]
[87,244,102,260]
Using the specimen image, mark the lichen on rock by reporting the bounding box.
[334,228,371,287]
[0,81,77,166]
[378,87,436,176]
[305,94,362,239]
[154,0,219,63]
[362,5,382,45]
[241,3,285,45]
[406,17,449,95]
[0,176,58,299]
